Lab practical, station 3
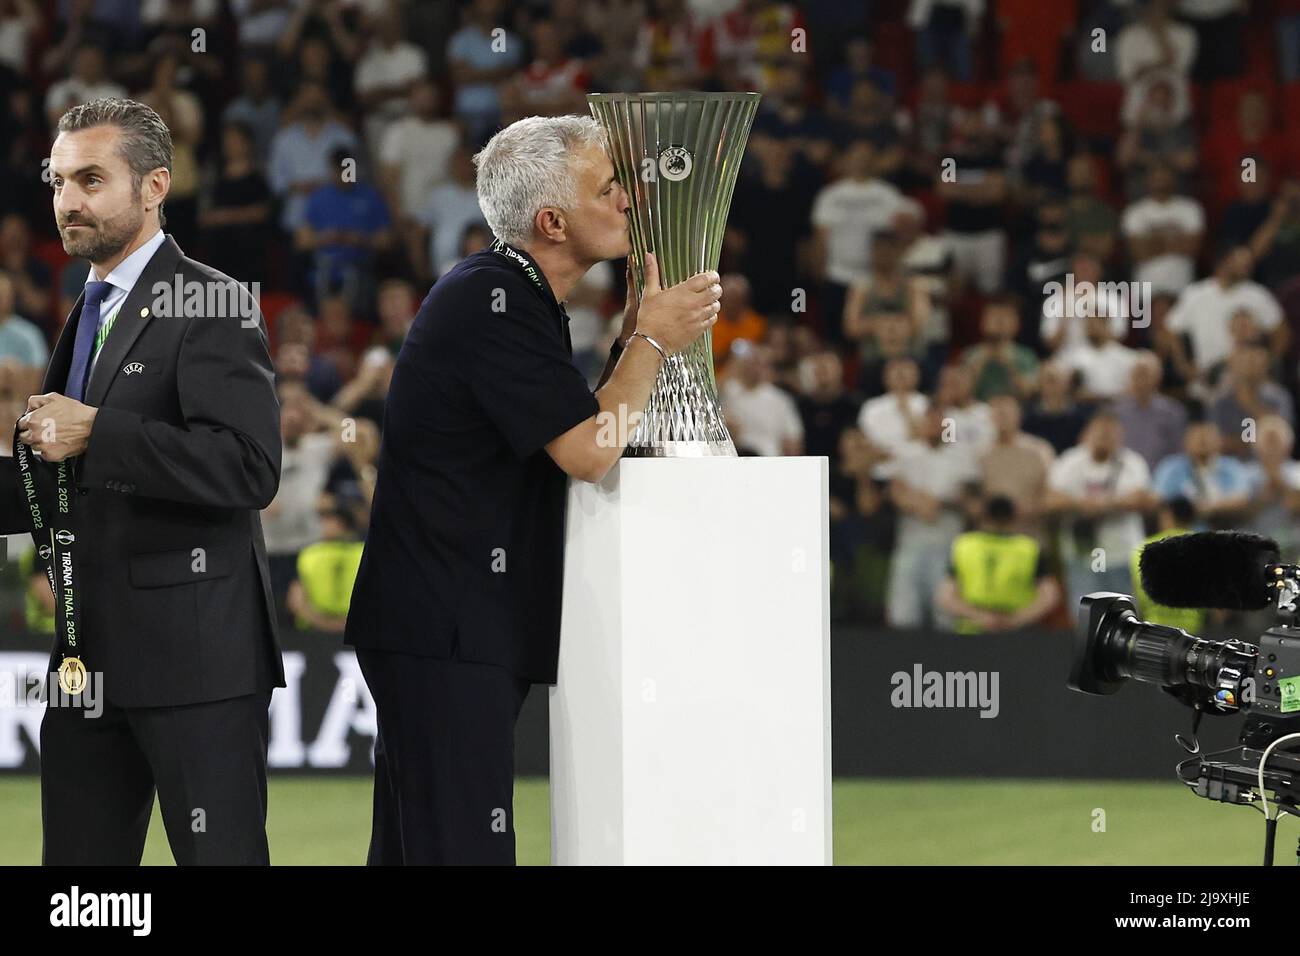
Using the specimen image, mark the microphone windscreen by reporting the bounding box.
[1138,531,1279,610]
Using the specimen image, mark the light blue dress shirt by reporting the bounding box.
[82,227,167,379]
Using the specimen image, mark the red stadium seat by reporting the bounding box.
[840,350,863,392]
[1282,83,1300,130]
[872,19,913,84]
[947,82,991,110]
[949,287,987,351]
[258,291,302,350]
[1088,153,1119,205]
[1284,128,1300,178]
[996,0,1077,94]
[29,237,71,329]
[1244,26,1278,86]
[1056,81,1124,141]
[30,237,70,276]
[1204,78,1277,132]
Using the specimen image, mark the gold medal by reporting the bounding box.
[57,657,87,696]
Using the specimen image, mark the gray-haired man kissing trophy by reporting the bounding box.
[0,98,283,865]
[344,114,722,864]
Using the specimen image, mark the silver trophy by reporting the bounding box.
[588,91,761,457]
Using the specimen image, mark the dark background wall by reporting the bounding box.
[0,626,1247,778]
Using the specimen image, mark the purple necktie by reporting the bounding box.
[66,280,113,402]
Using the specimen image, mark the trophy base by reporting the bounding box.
[622,439,737,458]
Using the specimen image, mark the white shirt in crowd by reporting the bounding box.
[720,379,803,457]
[1115,19,1197,82]
[890,437,982,540]
[1121,194,1205,294]
[906,0,986,29]
[892,437,980,495]
[1115,18,1197,126]
[355,41,428,113]
[262,432,336,556]
[1245,458,1300,558]
[0,13,34,74]
[1062,340,1141,399]
[355,40,428,156]
[859,391,929,473]
[1048,445,1152,559]
[380,116,460,220]
[417,181,486,277]
[1041,289,1130,354]
[938,401,995,454]
[566,260,614,354]
[1167,277,1284,371]
[1179,0,1242,18]
[227,0,294,46]
[45,76,128,122]
[141,0,219,21]
[515,59,588,107]
[811,176,906,286]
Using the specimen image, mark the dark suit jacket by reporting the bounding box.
[0,235,284,707]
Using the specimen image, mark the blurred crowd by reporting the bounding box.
[2,0,1300,636]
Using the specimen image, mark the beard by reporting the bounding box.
[588,228,631,264]
[586,213,632,262]
[59,200,145,264]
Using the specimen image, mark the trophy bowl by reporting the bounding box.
[588,91,761,458]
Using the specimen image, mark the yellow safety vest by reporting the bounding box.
[1131,529,1205,634]
[951,531,1042,634]
[295,540,365,628]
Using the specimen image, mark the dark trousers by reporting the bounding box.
[40,691,272,865]
[355,648,532,865]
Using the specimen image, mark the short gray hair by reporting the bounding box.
[57,97,174,228]
[472,115,607,247]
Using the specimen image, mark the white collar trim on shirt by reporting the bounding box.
[86,228,167,295]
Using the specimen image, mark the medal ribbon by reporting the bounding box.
[13,424,86,694]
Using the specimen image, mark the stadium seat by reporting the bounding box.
[1056,81,1123,141]
[1282,82,1300,130]
[29,237,71,329]
[1204,78,1278,132]
[1284,128,1300,177]
[258,291,302,349]
[949,287,988,351]
[872,19,913,84]
[1244,26,1279,85]
[1088,151,1119,205]
[996,0,1077,94]
[30,236,69,274]
[947,82,990,110]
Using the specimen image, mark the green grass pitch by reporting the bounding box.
[0,777,1287,865]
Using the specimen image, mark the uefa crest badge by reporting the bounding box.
[124,362,145,376]
[658,145,693,182]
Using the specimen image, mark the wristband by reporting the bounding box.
[630,331,668,362]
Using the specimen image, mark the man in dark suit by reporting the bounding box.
[0,98,283,864]
[344,115,720,864]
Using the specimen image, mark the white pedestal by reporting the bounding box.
[549,457,832,865]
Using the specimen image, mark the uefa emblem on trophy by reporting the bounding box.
[588,91,761,457]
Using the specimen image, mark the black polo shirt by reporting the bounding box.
[344,238,600,683]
